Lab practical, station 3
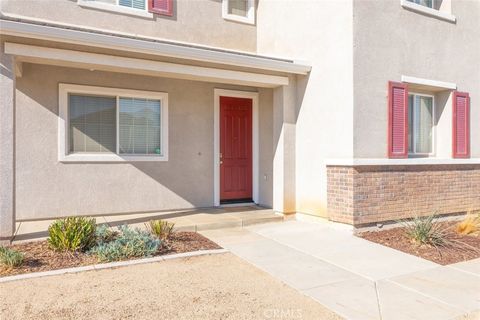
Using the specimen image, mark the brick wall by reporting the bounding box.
[327,164,480,226]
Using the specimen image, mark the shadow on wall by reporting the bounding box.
[296,73,310,124]
[435,90,449,124]
[272,73,310,150]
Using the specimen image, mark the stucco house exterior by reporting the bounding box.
[0,0,478,241]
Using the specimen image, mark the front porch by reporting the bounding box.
[13,205,283,243]
[0,18,308,242]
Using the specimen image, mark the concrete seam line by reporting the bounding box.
[0,249,228,283]
[447,266,480,279]
[383,279,469,314]
[374,281,383,320]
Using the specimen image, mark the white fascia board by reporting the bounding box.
[4,42,289,88]
[0,19,311,75]
[325,158,480,166]
[401,75,457,90]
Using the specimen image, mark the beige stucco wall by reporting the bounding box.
[353,0,480,158]
[257,0,354,217]
[14,62,273,220]
[0,0,257,52]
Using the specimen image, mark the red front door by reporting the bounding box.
[220,96,253,202]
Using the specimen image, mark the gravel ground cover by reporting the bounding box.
[0,253,342,320]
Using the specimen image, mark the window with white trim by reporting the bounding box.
[222,0,255,25]
[59,84,168,162]
[83,0,146,10]
[408,93,434,155]
[77,0,154,19]
[400,0,455,23]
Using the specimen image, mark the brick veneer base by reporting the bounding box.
[327,164,480,226]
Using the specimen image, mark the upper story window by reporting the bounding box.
[406,0,434,9]
[400,0,456,23]
[78,0,173,18]
[222,0,255,25]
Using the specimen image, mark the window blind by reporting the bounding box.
[415,96,433,154]
[228,0,248,17]
[408,95,433,154]
[407,0,434,8]
[119,97,161,155]
[69,95,117,153]
[119,0,146,10]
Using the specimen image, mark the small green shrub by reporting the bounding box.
[147,220,175,241]
[402,215,449,247]
[89,225,160,262]
[0,246,24,268]
[48,217,97,252]
[95,224,118,244]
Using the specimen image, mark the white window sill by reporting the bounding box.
[59,154,168,163]
[400,0,456,23]
[326,158,480,166]
[77,0,154,19]
[223,14,255,25]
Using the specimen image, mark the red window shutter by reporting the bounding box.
[452,91,470,158]
[388,81,409,158]
[148,0,173,16]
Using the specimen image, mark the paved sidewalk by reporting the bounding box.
[201,220,480,320]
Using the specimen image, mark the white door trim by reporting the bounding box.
[214,89,259,207]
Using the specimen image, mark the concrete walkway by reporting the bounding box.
[201,220,480,320]
[12,206,281,242]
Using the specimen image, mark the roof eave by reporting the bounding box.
[0,18,312,75]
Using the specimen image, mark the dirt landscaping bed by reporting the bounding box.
[0,253,341,320]
[360,221,480,265]
[0,232,221,277]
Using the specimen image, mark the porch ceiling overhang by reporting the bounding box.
[401,75,457,92]
[5,42,289,88]
[0,17,311,81]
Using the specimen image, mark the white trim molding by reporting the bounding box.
[325,158,480,166]
[5,42,289,88]
[401,75,457,90]
[77,0,154,19]
[222,0,255,25]
[58,84,169,162]
[213,89,259,207]
[400,0,456,23]
[0,18,311,75]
